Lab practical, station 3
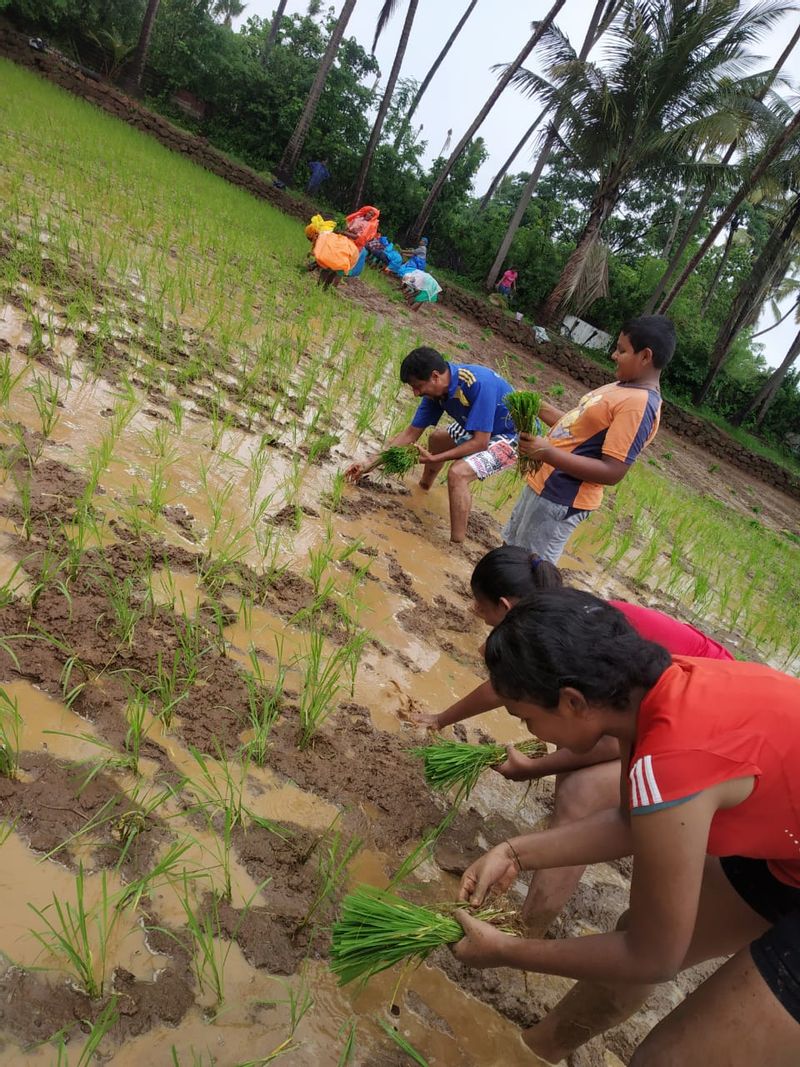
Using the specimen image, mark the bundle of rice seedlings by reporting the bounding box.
[330,885,511,986]
[504,390,544,475]
[411,737,547,801]
[377,445,419,477]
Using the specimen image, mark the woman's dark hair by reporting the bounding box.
[485,588,671,710]
[400,346,448,382]
[471,546,563,603]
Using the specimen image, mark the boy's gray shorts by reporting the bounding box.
[502,485,590,564]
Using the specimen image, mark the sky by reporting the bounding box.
[237,1,800,368]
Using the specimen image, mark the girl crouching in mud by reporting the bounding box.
[413,546,734,935]
[451,588,800,1066]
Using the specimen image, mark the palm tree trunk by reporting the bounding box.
[263,0,289,66]
[661,144,702,259]
[693,193,800,406]
[351,0,419,209]
[121,0,161,94]
[406,0,568,243]
[392,0,480,151]
[698,215,739,314]
[734,327,800,427]
[660,107,800,317]
[275,0,358,185]
[646,20,800,314]
[539,191,617,325]
[477,107,549,211]
[484,0,616,294]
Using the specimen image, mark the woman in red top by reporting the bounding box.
[411,546,734,933]
[453,589,800,1065]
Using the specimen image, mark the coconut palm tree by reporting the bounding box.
[483,0,620,291]
[406,0,569,243]
[693,191,800,405]
[214,0,247,28]
[478,107,550,211]
[351,0,420,209]
[734,323,800,427]
[392,0,481,150]
[644,16,800,313]
[262,0,289,66]
[528,0,790,327]
[275,0,358,185]
[658,103,800,317]
[121,0,161,95]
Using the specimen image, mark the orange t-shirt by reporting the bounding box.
[630,658,800,887]
[528,381,661,511]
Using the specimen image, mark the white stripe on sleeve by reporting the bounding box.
[632,759,650,807]
[628,767,639,806]
[643,755,662,805]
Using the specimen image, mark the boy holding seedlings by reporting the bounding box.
[504,314,675,563]
[345,347,517,543]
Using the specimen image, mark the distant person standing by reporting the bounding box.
[496,268,518,298]
[306,160,330,196]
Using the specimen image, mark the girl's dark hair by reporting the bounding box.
[485,588,671,710]
[471,546,563,603]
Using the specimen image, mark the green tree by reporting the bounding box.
[351,0,420,209]
[529,0,789,326]
[275,0,358,185]
[406,0,568,242]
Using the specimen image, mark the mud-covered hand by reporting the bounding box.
[451,908,513,969]
[494,746,547,782]
[459,843,520,906]
[405,710,442,729]
[344,462,365,484]
[518,433,550,460]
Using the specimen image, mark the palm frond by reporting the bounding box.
[372,0,403,53]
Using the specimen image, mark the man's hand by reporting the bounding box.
[459,843,520,906]
[404,709,442,729]
[415,445,435,464]
[493,746,547,782]
[518,432,550,460]
[451,909,514,969]
[344,463,365,484]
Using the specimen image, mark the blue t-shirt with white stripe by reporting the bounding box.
[410,362,516,439]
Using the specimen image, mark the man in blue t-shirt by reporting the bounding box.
[345,346,518,543]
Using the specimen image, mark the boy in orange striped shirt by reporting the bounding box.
[503,315,675,563]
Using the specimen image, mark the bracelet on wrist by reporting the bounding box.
[504,839,523,874]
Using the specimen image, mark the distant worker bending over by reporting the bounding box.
[345,347,517,544]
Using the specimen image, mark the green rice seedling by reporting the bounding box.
[300,826,362,930]
[254,977,315,1062]
[11,470,33,541]
[309,432,340,463]
[103,573,143,648]
[49,995,119,1066]
[165,877,238,1012]
[29,863,117,998]
[378,1020,430,1067]
[337,1019,358,1066]
[296,631,352,750]
[504,391,543,475]
[242,644,287,765]
[330,886,512,986]
[124,689,150,775]
[26,372,62,438]
[376,445,419,477]
[0,687,22,779]
[152,649,192,728]
[117,838,197,912]
[412,738,547,802]
[0,353,27,406]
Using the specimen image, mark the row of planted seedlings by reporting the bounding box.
[569,460,800,668]
[0,408,389,1061]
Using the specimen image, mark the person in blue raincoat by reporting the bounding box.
[306,160,330,195]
